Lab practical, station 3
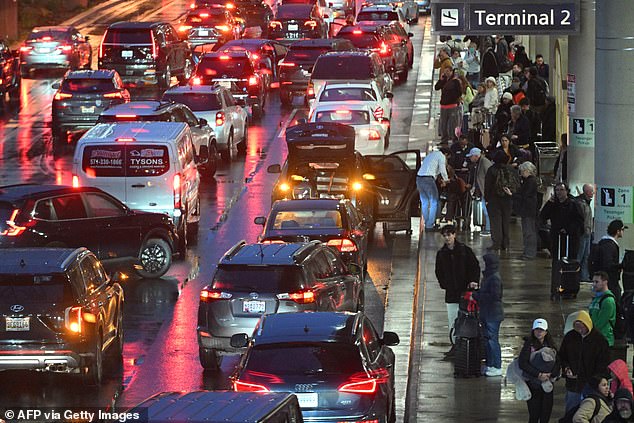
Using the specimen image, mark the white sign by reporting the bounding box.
[567,74,576,114]
[441,9,460,26]
[596,185,634,224]
[570,117,594,148]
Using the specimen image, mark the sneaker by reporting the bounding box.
[443,345,456,357]
[480,231,491,236]
[485,367,503,377]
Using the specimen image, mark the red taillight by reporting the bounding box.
[304,20,317,28]
[373,107,384,120]
[151,31,158,59]
[116,137,136,142]
[58,45,72,52]
[0,209,26,237]
[173,173,182,210]
[226,2,235,8]
[190,2,196,8]
[219,55,231,60]
[279,62,296,67]
[269,20,282,28]
[353,29,363,34]
[277,289,316,304]
[192,76,202,85]
[178,25,193,33]
[215,111,225,126]
[338,369,389,394]
[307,81,314,98]
[41,36,52,41]
[104,91,124,99]
[72,175,79,188]
[234,380,270,392]
[248,75,258,86]
[99,30,107,59]
[200,12,209,17]
[261,239,284,244]
[200,288,232,302]
[327,238,358,252]
[379,42,390,55]
[19,46,32,53]
[64,306,83,334]
[115,114,137,120]
[54,92,72,100]
[368,129,381,140]
[251,53,260,60]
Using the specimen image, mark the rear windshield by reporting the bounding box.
[312,56,372,79]
[285,47,330,63]
[319,87,376,102]
[162,92,222,111]
[336,33,378,49]
[104,29,152,44]
[185,12,226,26]
[197,57,251,78]
[212,266,304,292]
[27,30,67,42]
[0,274,74,306]
[314,109,369,124]
[61,78,115,93]
[357,11,398,21]
[277,5,312,18]
[82,144,170,177]
[271,210,342,229]
[245,343,364,375]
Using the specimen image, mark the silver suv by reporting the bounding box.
[196,240,363,371]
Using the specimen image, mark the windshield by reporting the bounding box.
[357,11,398,21]
[61,79,115,93]
[314,109,369,124]
[336,33,378,49]
[27,30,67,42]
[276,5,312,18]
[212,266,304,292]
[162,93,222,111]
[197,57,251,78]
[312,56,372,79]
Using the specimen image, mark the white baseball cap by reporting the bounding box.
[532,318,548,331]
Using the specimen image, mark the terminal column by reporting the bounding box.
[594,0,634,248]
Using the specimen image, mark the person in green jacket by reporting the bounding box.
[589,271,617,346]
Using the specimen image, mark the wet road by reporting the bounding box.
[0,0,428,409]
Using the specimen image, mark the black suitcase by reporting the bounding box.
[454,336,481,378]
[557,234,580,299]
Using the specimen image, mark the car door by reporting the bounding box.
[345,202,368,264]
[364,150,421,221]
[324,247,357,310]
[79,255,116,347]
[361,317,395,397]
[177,106,209,156]
[224,90,246,140]
[47,194,101,254]
[163,25,182,73]
[82,191,142,259]
[372,81,392,120]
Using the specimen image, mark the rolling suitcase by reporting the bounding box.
[557,234,580,299]
[453,293,482,378]
[472,197,485,227]
[454,336,481,378]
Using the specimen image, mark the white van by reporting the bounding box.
[72,122,201,253]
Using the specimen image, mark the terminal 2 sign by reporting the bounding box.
[432,1,579,35]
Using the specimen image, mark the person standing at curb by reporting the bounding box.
[417,147,451,231]
[591,219,627,303]
[435,224,480,358]
[576,184,595,281]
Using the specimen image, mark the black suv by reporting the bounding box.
[51,69,130,148]
[196,240,363,370]
[0,40,20,109]
[278,38,354,106]
[234,0,274,30]
[0,184,178,278]
[98,21,193,89]
[0,247,124,385]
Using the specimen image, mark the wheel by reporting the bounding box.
[137,238,172,278]
[280,90,292,107]
[83,336,103,386]
[159,65,172,90]
[110,313,124,360]
[202,142,218,177]
[220,131,235,162]
[178,58,193,84]
[199,347,222,371]
[237,125,248,154]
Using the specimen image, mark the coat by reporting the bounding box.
[472,253,504,322]
[434,241,480,303]
[481,48,498,80]
[595,237,622,289]
[472,155,492,197]
[516,175,538,218]
[539,196,584,239]
[484,164,514,206]
[519,336,561,389]
[573,394,612,423]
[608,359,633,396]
[576,194,593,235]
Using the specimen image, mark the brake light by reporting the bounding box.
[200,288,232,302]
[58,45,72,52]
[178,24,193,33]
[54,92,72,100]
[338,369,389,394]
[215,25,230,32]
[269,20,282,28]
[226,2,235,8]
[19,46,32,53]
[151,31,158,59]
[192,76,202,85]
[327,238,358,252]
[304,20,317,28]
[72,175,79,188]
[353,29,363,34]
[104,91,124,99]
[116,137,136,142]
[215,111,225,126]
[279,62,296,67]
[379,42,390,55]
[368,129,381,140]
[335,109,350,114]
[64,306,83,333]
[307,81,314,98]
[0,209,26,237]
[219,55,231,60]
[251,53,259,60]
[190,2,196,8]
[248,75,258,86]
[200,12,209,17]
[99,30,107,59]
[173,173,182,210]
[373,107,384,120]
[234,381,270,392]
[277,289,316,304]
[115,114,138,119]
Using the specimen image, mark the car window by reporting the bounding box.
[79,256,102,293]
[276,4,313,18]
[322,248,344,276]
[344,203,358,227]
[363,317,381,361]
[84,193,126,218]
[312,251,333,278]
[286,47,331,63]
[197,57,252,78]
[33,199,55,220]
[320,87,376,102]
[103,29,152,44]
[223,90,235,106]
[82,145,170,177]
[169,108,187,123]
[165,25,181,43]
[271,210,342,229]
[312,56,372,79]
[51,195,88,220]
[0,273,76,306]
[314,109,369,124]
[336,32,379,49]
[61,78,116,93]
[27,29,68,41]
[162,92,222,111]
[181,107,200,126]
[357,10,398,21]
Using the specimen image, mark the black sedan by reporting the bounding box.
[255,199,370,273]
[268,4,327,42]
[230,312,399,423]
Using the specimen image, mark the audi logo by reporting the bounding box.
[295,384,315,393]
[9,304,24,313]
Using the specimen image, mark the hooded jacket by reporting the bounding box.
[559,310,610,393]
[435,240,480,303]
[472,253,504,322]
[589,290,617,346]
[609,360,634,396]
[604,388,634,422]
[540,194,585,239]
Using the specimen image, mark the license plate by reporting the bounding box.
[288,24,299,31]
[243,300,265,313]
[218,81,232,88]
[286,32,300,39]
[37,47,51,53]
[6,317,29,332]
[295,393,318,408]
[198,30,209,36]
[81,106,95,114]
[121,50,133,58]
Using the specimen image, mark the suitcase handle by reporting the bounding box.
[559,232,569,260]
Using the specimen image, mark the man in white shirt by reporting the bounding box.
[417,147,451,231]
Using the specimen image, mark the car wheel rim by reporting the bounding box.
[140,243,167,273]
[184,59,192,79]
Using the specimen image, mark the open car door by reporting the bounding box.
[363,150,421,232]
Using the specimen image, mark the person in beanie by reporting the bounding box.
[559,310,611,412]
[519,318,560,423]
[435,224,480,358]
[604,388,634,422]
[470,253,504,376]
[572,375,613,423]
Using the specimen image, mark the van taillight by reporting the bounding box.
[0,209,27,237]
[234,380,270,392]
[327,238,358,252]
[104,91,124,99]
[99,30,107,59]
[200,288,232,302]
[173,173,182,210]
[64,306,83,333]
[215,111,225,126]
[276,289,315,304]
[248,75,258,86]
[379,42,390,56]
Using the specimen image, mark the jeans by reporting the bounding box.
[488,199,512,250]
[483,320,502,368]
[481,200,491,231]
[446,302,459,343]
[577,233,591,280]
[439,106,461,143]
[417,176,439,229]
[564,390,582,413]
[521,216,538,258]
[527,383,554,423]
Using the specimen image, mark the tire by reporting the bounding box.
[202,142,218,177]
[178,58,193,84]
[159,65,172,90]
[220,131,235,162]
[83,336,103,386]
[137,238,172,279]
[199,347,222,371]
[237,125,248,155]
[280,90,292,107]
[110,313,124,361]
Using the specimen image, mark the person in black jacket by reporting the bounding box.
[435,224,480,357]
[517,162,538,259]
[480,37,499,81]
[541,96,556,142]
[558,310,610,413]
[508,105,531,149]
[484,150,516,253]
[604,388,634,422]
[539,182,585,297]
[434,66,463,144]
[593,219,627,302]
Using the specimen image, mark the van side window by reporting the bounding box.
[51,194,88,220]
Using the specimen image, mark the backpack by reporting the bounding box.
[588,240,607,275]
[558,395,602,423]
[599,292,628,340]
[533,77,548,106]
[495,165,520,196]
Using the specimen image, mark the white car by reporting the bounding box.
[308,101,389,155]
[357,4,410,34]
[162,84,249,162]
[312,81,394,122]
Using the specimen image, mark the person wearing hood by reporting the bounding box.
[608,359,633,397]
[484,76,499,113]
[559,310,610,412]
[604,388,634,422]
[572,375,613,423]
[480,36,499,81]
[469,253,504,376]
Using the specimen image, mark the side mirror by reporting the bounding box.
[347,262,362,276]
[408,32,413,38]
[230,333,249,348]
[198,118,208,127]
[51,82,60,90]
[254,216,266,225]
[267,164,281,173]
[297,117,307,124]
[385,91,394,99]
[382,331,400,346]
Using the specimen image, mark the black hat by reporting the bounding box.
[608,219,628,234]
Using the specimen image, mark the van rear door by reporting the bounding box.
[124,144,174,215]
[80,144,127,203]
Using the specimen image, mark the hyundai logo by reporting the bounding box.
[249,292,259,299]
[10,305,24,313]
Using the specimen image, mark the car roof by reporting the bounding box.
[254,312,360,345]
[164,85,224,95]
[219,242,320,265]
[319,50,372,58]
[290,38,347,48]
[0,184,103,202]
[222,39,273,47]
[80,122,188,143]
[313,101,372,111]
[360,4,398,11]
[271,199,346,212]
[108,21,165,29]
[64,69,116,80]
[0,248,88,274]
[31,26,72,32]
[99,101,172,116]
[201,50,250,59]
[323,81,376,89]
